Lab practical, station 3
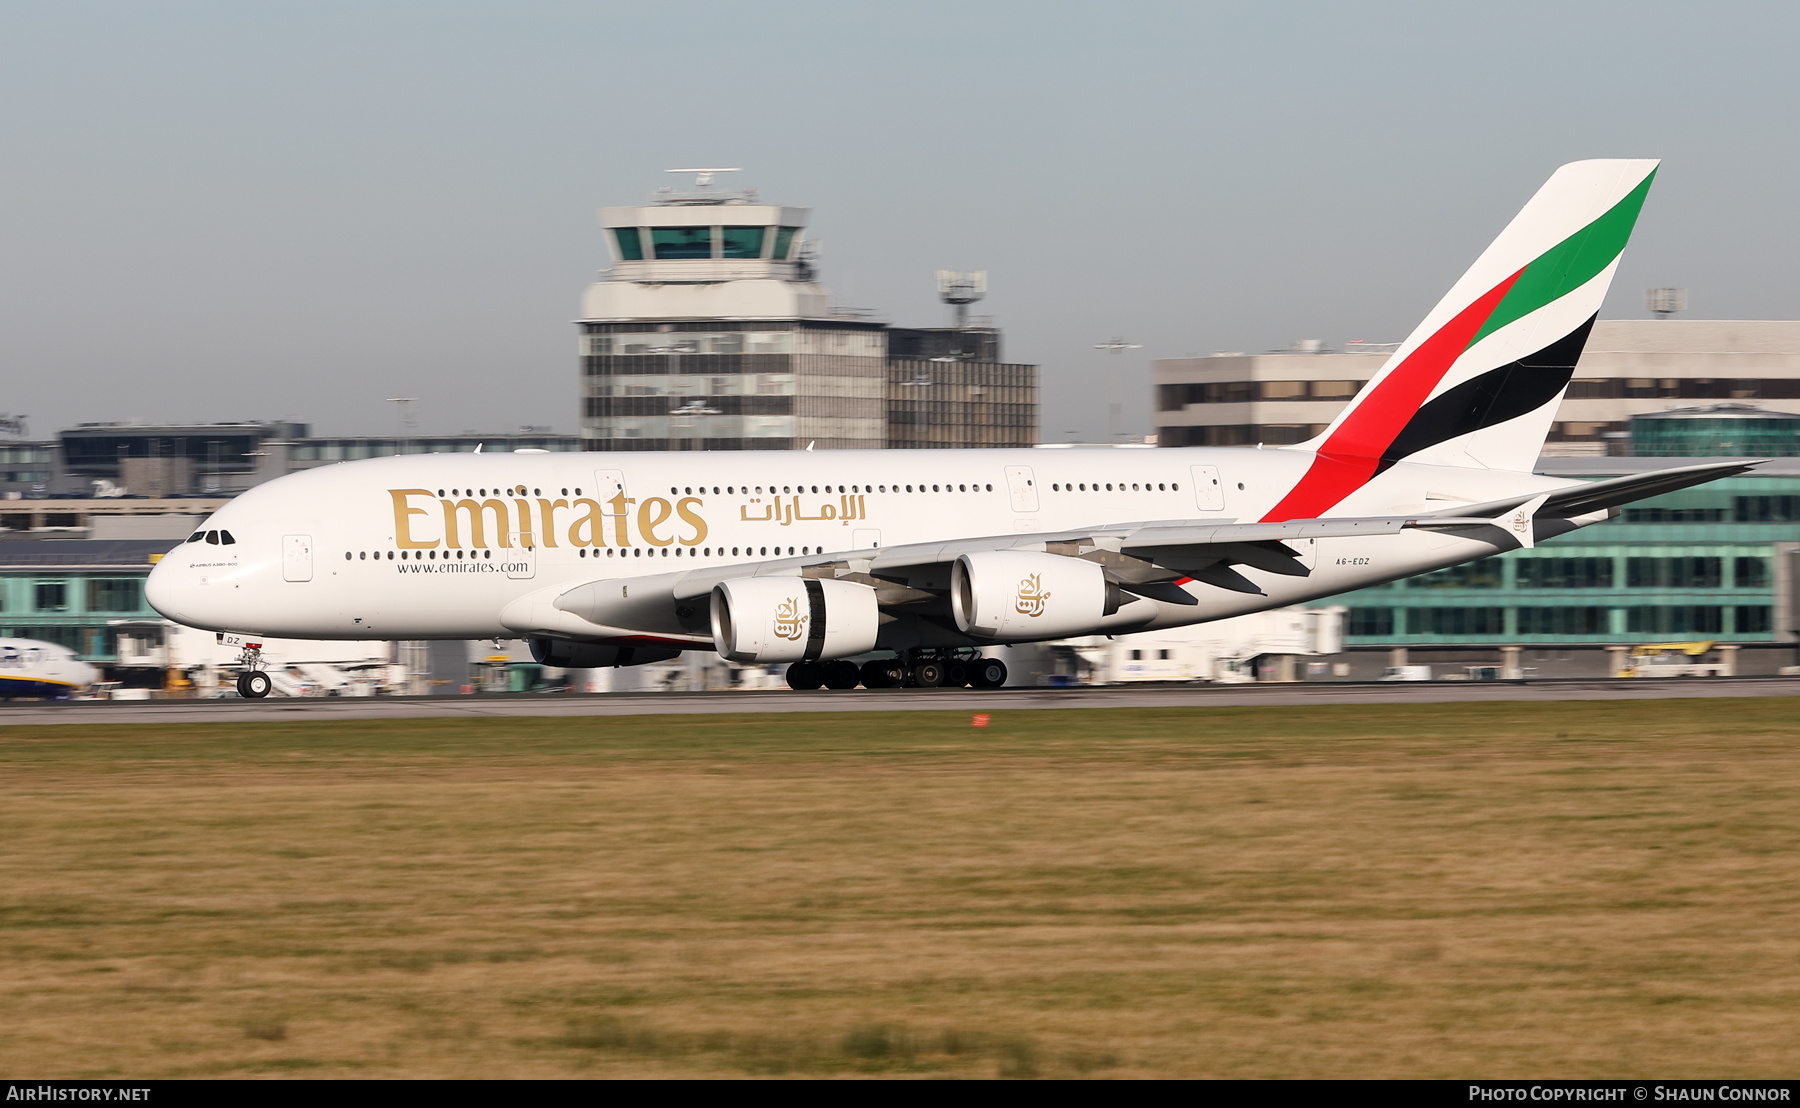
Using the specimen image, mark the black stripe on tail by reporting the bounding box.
[1377,314,1597,472]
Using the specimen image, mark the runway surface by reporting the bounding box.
[5,675,1800,725]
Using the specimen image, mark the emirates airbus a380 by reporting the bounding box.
[147,159,1753,697]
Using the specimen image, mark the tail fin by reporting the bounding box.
[1265,159,1657,521]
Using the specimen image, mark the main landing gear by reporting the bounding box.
[785,650,1006,692]
[235,642,272,699]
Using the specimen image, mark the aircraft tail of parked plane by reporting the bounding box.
[1268,159,1658,522]
[144,158,1757,695]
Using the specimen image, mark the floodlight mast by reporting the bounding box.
[1094,337,1142,443]
[385,397,418,455]
[936,270,987,329]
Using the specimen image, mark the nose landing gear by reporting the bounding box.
[234,642,272,699]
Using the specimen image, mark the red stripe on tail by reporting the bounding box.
[1260,268,1524,522]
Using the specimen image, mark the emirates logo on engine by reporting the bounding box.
[772,597,808,641]
[1014,572,1051,617]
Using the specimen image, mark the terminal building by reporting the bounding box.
[577,172,1037,452]
[1306,447,1800,679]
[1151,319,1800,677]
[1,423,579,501]
[1153,320,1800,454]
[0,423,580,678]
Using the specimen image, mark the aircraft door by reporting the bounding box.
[505,534,536,580]
[282,534,313,582]
[594,469,626,502]
[1288,537,1318,570]
[1190,466,1225,512]
[1003,466,1039,513]
[594,469,627,545]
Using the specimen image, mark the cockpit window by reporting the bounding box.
[219,530,236,545]
[187,532,205,543]
[205,530,220,544]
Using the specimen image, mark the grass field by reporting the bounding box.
[2,699,1799,1078]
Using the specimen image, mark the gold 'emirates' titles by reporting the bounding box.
[389,489,706,550]
[387,488,871,550]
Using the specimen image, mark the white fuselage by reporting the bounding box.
[0,638,100,698]
[144,446,1567,646]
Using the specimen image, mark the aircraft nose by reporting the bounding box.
[144,552,198,625]
[145,557,182,618]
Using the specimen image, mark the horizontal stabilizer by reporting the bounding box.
[1420,460,1765,524]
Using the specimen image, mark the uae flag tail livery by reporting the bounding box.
[1263,159,1659,523]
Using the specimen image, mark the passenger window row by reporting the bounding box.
[437,486,567,498]
[579,545,818,559]
[1049,481,1180,492]
[668,483,995,495]
[353,549,490,560]
[359,545,834,562]
[422,482,1020,500]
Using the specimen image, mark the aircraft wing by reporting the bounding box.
[504,460,1760,641]
[504,514,1453,640]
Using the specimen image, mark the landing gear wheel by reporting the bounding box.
[943,660,971,688]
[971,658,1008,689]
[911,661,945,688]
[859,660,897,689]
[240,671,273,699]
[785,661,824,691]
[822,660,862,690]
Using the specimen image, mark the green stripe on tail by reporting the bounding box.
[1468,168,1657,348]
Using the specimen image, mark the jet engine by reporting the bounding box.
[710,576,878,663]
[952,550,1116,641]
[528,639,682,669]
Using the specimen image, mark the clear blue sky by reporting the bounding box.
[3,1,1797,442]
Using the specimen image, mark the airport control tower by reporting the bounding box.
[577,170,1037,451]
[578,170,887,452]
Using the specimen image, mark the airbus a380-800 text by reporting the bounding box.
[146,159,1754,697]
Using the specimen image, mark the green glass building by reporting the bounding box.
[1630,404,1800,458]
[1310,450,1800,678]
[0,540,168,663]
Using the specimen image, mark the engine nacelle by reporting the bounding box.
[528,638,682,669]
[711,576,879,663]
[952,550,1111,641]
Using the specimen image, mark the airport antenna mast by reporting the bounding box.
[936,270,987,329]
[658,168,753,205]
